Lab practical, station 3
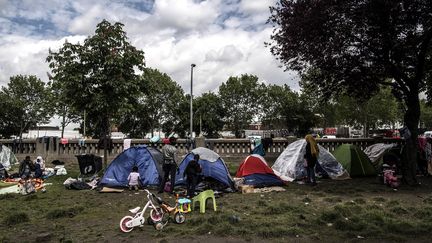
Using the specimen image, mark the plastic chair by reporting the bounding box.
[192,190,217,213]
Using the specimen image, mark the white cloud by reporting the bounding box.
[0,0,298,97]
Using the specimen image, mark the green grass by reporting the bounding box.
[1,163,432,242]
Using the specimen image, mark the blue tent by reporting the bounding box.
[175,147,234,189]
[99,146,163,187]
[244,174,284,187]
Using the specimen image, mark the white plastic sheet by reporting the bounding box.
[272,140,349,181]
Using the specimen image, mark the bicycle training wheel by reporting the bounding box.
[174,212,186,224]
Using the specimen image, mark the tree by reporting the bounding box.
[334,88,402,136]
[193,92,226,138]
[0,91,22,138]
[420,99,432,130]
[0,75,52,141]
[47,20,145,166]
[219,74,264,138]
[117,68,185,138]
[47,75,81,138]
[269,0,432,185]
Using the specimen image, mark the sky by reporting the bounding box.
[0,0,299,127]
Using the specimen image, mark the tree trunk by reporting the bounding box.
[61,114,66,138]
[402,93,420,185]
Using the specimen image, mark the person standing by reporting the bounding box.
[184,154,202,198]
[304,134,319,186]
[158,137,178,194]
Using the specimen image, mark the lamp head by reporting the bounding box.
[191,64,196,68]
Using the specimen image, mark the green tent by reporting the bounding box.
[332,144,376,177]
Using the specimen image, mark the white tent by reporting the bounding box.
[272,140,349,181]
[0,145,18,170]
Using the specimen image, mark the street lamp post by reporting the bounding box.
[190,64,196,140]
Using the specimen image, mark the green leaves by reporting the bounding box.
[219,74,264,138]
[47,19,145,138]
[0,75,52,138]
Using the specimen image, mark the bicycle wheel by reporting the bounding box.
[174,212,185,224]
[119,216,134,233]
[150,208,164,222]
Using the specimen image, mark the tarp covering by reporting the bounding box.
[363,143,398,168]
[332,144,376,177]
[99,146,163,187]
[272,140,349,181]
[243,174,284,187]
[0,145,18,170]
[175,147,234,189]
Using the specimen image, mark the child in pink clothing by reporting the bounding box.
[128,166,140,191]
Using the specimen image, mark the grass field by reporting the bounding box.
[2,162,432,243]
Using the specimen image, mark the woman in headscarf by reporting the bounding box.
[304,134,319,186]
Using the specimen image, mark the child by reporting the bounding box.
[128,166,140,191]
[184,154,202,198]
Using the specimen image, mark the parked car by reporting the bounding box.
[322,135,336,139]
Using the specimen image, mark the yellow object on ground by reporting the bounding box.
[192,190,217,213]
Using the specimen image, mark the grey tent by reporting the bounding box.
[272,140,350,181]
[363,143,398,169]
[0,145,18,170]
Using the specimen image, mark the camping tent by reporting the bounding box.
[236,154,284,187]
[272,140,349,181]
[175,147,234,189]
[0,145,18,170]
[99,146,163,187]
[332,144,376,177]
[363,143,399,169]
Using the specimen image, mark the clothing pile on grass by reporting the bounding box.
[64,154,103,190]
[0,154,60,195]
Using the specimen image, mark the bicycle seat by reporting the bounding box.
[129,207,140,214]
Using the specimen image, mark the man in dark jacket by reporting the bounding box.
[19,156,35,179]
[184,154,202,198]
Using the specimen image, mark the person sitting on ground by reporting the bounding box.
[184,154,202,198]
[33,159,43,179]
[34,156,46,171]
[32,156,45,178]
[127,166,140,191]
[19,156,35,179]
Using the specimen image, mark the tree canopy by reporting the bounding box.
[219,74,265,138]
[193,92,226,138]
[118,68,185,138]
[0,75,52,139]
[269,0,432,184]
[47,19,145,165]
